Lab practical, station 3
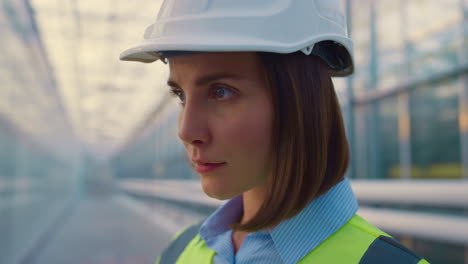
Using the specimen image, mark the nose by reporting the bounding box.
[177,101,210,146]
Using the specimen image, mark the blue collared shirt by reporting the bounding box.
[199,178,358,264]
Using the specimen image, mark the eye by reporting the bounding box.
[210,85,235,100]
[170,88,185,104]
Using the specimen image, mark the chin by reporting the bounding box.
[200,177,238,200]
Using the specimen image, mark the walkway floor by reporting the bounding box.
[33,194,174,264]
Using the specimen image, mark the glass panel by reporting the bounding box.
[351,0,372,96]
[407,0,461,43]
[375,0,405,90]
[377,97,400,179]
[407,0,463,81]
[353,96,400,179]
[410,78,462,179]
[353,104,368,179]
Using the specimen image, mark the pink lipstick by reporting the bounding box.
[194,162,226,173]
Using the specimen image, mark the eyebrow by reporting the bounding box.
[167,72,243,88]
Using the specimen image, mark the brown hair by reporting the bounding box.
[230,52,350,232]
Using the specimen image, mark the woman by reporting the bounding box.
[120,0,430,263]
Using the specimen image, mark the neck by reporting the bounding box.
[231,185,269,254]
[239,185,267,225]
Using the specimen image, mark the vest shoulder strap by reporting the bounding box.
[359,235,424,264]
[298,215,429,264]
[159,222,203,264]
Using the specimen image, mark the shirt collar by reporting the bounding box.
[199,178,358,263]
[199,194,243,244]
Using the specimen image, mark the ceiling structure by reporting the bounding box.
[27,0,170,159]
[1,0,75,158]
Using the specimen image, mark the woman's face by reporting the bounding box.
[168,52,274,200]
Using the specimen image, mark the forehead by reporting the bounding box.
[168,52,264,82]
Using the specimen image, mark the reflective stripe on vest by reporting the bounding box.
[158,223,203,264]
[158,215,429,264]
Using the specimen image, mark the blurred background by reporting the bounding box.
[0,0,467,263]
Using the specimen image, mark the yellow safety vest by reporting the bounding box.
[157,214,430,264]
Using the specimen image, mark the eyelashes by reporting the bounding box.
[169,87,185,104]
[169,85,237,106]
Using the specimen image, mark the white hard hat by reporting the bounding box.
[120,0,354,77]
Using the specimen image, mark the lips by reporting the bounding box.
[192,160,226,173]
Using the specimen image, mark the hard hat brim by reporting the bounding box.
[120,34,354,76]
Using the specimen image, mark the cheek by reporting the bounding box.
[219,103,274,169]
[229,120,270,150]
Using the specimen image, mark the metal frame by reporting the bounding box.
[118,179,468,246]
[358,207,468,245]
[351,179,468,207]
[460,0,468,180]
[353,65,468,106]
